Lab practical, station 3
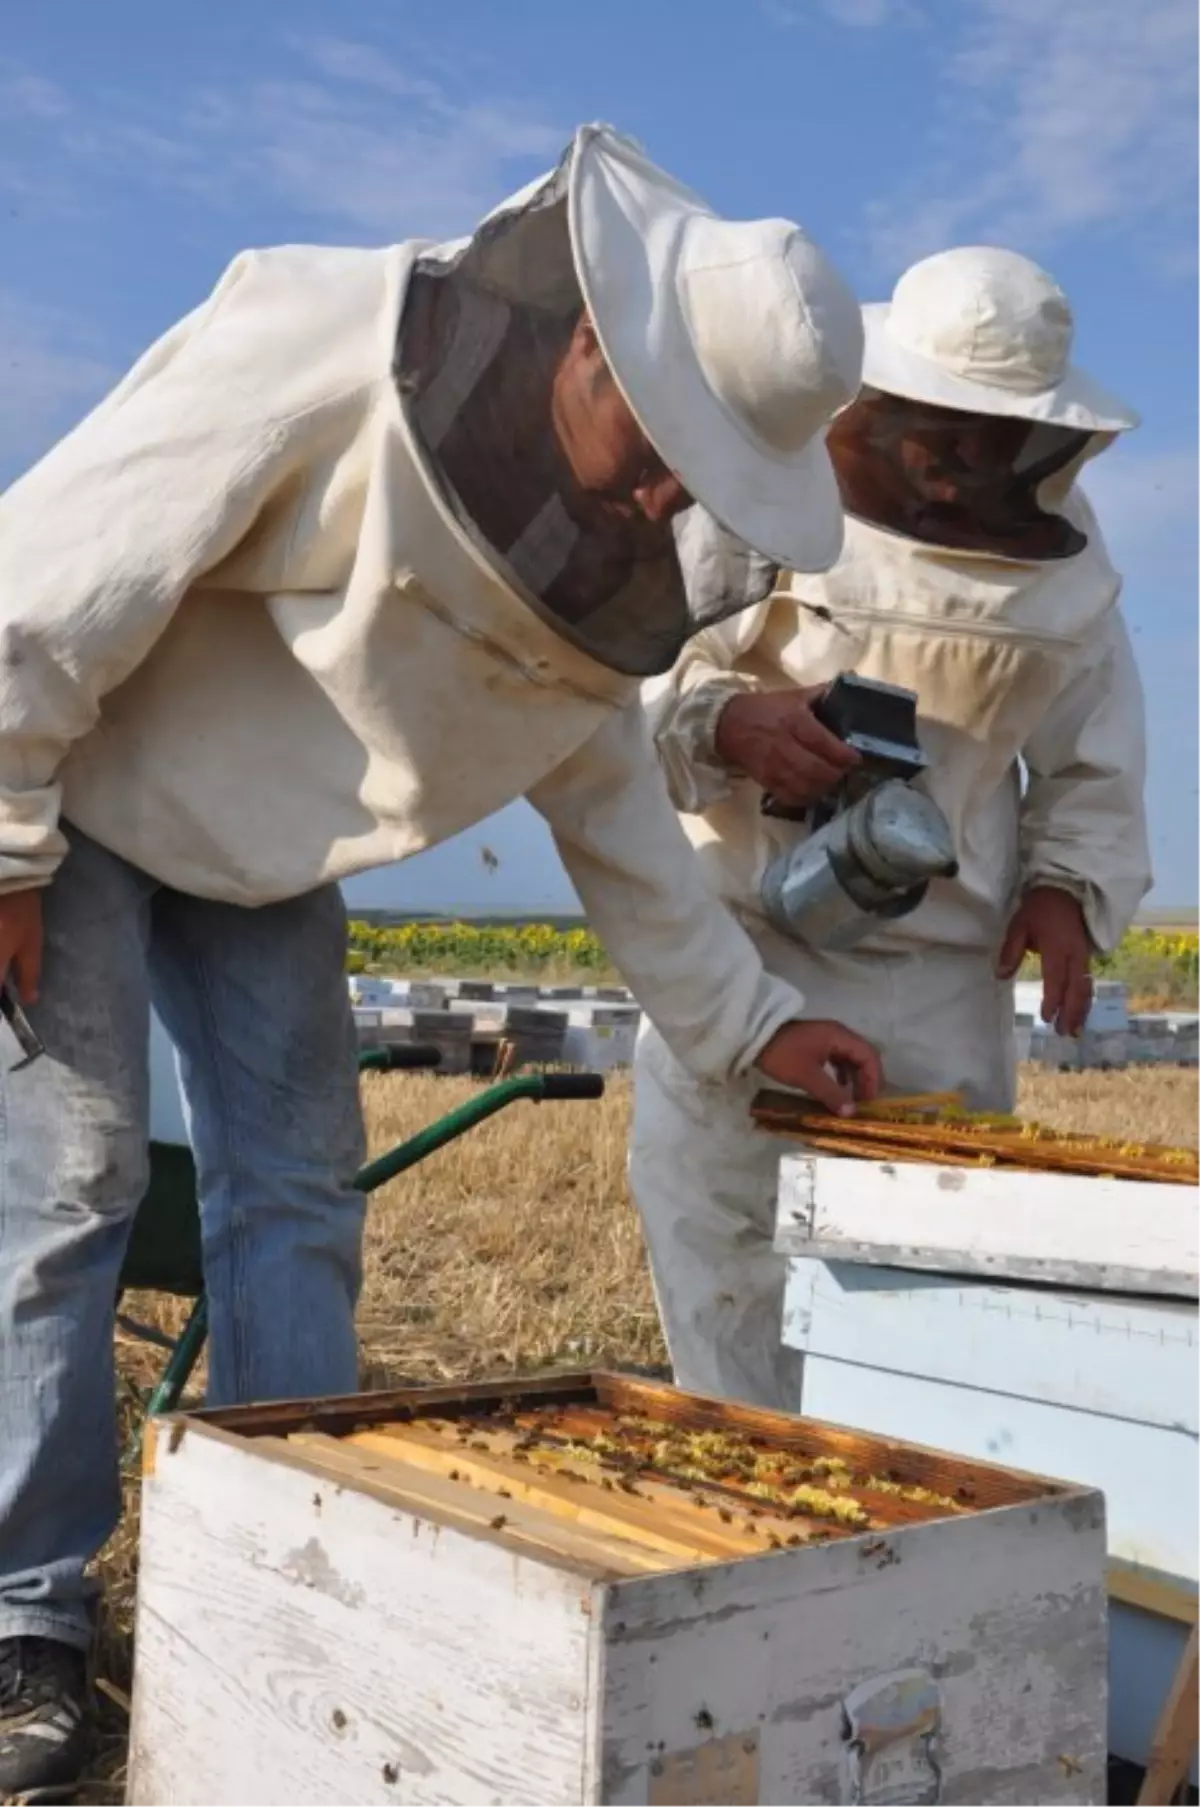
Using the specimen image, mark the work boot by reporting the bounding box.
[0,1637,90,1804]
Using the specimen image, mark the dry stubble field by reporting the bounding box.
[85,1063,1198,1801]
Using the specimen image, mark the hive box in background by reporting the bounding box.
[776,1149,1199,1776]
[1014,978,1129,1042]
[1032,1026,1130,1070]
[561,1025,637,1072]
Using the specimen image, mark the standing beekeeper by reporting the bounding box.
[0,123,881,1793]
[633,245,1151,1411]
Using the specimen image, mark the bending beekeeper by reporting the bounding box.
[633,246,1151,1410]
[0,125,879,1795]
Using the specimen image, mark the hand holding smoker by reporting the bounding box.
[759,672,958,953]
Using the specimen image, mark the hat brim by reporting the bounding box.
[568,128,846,574]
[862,303,1139,433]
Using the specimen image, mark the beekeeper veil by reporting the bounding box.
[835,246,1138,563]
[394,125,863,676]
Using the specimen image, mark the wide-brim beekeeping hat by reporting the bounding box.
[567,124,863,573]
[862,246,1139,433]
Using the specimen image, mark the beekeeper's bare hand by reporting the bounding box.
[756,1020,882,1117]
[998,885,1092,1037]
[714,688,859,806]
[0,888,43,1003]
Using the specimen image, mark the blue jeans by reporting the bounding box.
[0,826,366,1648]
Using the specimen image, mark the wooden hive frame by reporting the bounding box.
[172,1369,1080,1585]
[751,1089,1200,1185]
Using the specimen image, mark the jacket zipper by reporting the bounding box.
[810,601,1091,653]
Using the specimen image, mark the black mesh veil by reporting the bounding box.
[392,146,780,676]
[837,388,1095,560]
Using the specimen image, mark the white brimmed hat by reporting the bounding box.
[568,126,863,572]
[862,246,1138,433]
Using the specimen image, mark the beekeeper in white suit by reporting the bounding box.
[0,125,878,1796]
[633,245,1151,1410]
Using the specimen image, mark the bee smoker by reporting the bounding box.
[759,673,958,953]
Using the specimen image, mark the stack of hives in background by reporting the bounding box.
[346,972,1197,1077]
[349,975,637,1074]
[1137,1013,1200,1067]
[1017,978,1125,1070]
[352,1004,475,1074]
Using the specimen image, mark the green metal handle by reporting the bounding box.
[140,1069,604,1424]
[143,1294,209,1422]
[353,1072,605,1196]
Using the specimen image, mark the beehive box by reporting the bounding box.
[1013,979,1129,1035]
[775,1145,1198,1298]
[362,1009,472,1075]
[774,1150,1198,1773]
[128,1372,1108,1806]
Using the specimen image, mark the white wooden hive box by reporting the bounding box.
[774,1150,1198,1774]
[129,1372,1108,1806]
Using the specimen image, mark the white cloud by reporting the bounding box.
[0,37,563,245]
[821,0,906,25]
[212,51,563,237]
[0,35,563,474]
[0,60,70,121]
[0,295,115,484]
[861,0,1196,272]
[763,0,917,27]
[296,36,447,106]
[0,61,81,209]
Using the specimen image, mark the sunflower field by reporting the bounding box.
[347,919,1199,1005]
[347,918,611,979]
[1091,927,1199,1007]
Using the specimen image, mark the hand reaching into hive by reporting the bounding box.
[755,1019,882,1116]
[997,885,1093,1037]
[714,687,859,807]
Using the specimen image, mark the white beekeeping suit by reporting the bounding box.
[633,246,1152,1409]
[0,124,864,1090]
[0,123,883,1801]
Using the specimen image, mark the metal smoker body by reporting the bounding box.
[759,674,958,953]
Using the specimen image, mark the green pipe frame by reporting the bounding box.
[142,1070,601,1419]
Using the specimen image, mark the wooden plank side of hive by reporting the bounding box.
[183,1366,601,1441]
[782,1261,1199,1434]
[127,1420,597,1807]
[593,1492,1110,1806]
[775,1154,1200,1299]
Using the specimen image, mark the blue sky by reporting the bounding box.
[2,0,1196,910]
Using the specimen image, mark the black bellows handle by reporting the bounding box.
[358,1044,443,1073]
[539,1073,605,1101]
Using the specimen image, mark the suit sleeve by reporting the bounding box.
[0,251,349,891]
[1019,609,1152,951]
[641,597,778,815]
[527,701,805,1081]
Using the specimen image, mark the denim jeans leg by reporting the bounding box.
[149,881,366,1408]
[0,828,154,1648]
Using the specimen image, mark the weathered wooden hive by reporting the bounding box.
[761,1093,1199,1786]
[129,1372,1108,1806]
